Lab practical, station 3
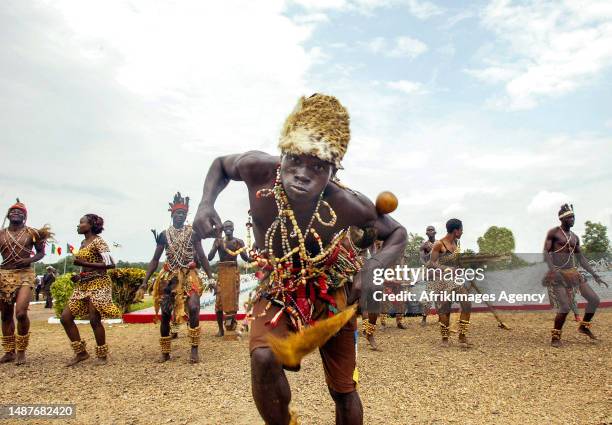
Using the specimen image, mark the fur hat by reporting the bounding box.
[278,94,350,168]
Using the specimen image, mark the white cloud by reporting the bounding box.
[363,36,427,58]
[527,191,570,214]
[291,0,347,10]
[292,12,330,24]
[290,0,444,19]
[406,0,444,20]
[388,36,428,58]
[470,0,612,110]
[363,37,387,54]
[464,66,519,85]
[386,80,426,94]
[0,0,319,260]
[442,203,467,216]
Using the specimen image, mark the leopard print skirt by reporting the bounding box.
[68,274,121,319]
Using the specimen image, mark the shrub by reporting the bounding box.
[50,273,77,319]
[50,268,146,317]
[109,268,146,313]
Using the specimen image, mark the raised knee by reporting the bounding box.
[251,347,278,370]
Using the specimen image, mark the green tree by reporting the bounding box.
[582,221,610,259]
[477,226,515,255]
[404,232,425,267]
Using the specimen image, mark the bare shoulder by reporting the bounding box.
[431,240,443,251]
[546,227,560,239]
[328,182,377,226]
[235,151,279,184]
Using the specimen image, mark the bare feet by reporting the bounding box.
[440,338,450,348]
[420,317,427,327]
[396,319,408,330]
[0,352,15,364]
[578,325,597,340]
[550,338,562,348]
[225,317,237,331]
[157,353,171,363]
[215,329,224,337]
[94,356,108,366]
[15,351,26,365]
[66,352,90,367]
[366,334,381,351]
[458,335,473,348]
[189,347,199,364]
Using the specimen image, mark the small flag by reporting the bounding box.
[51,244,56,254]
[57,246,62,256]
[67,243,75,254]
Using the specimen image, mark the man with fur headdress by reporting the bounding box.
[139,193,212,363]
[543,203,607,347]
[194,94,407,424]
[0,199,52,365]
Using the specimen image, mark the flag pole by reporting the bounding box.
[63,255,67,274]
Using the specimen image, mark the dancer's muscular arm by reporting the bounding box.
[207,239,219,261]
[543,229,564,281]
[236,238,251,263]
[429,241,443,267]
[419,241,429,265]
[140,232,166,291]
[193,236,212,278]
[194,151,276,238]
[575,240,608,287]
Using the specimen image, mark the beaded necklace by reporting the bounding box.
[222,239,246,257]
[166,225,195,271]
[251,166,350,328]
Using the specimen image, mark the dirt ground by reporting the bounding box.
[1,305,610,425]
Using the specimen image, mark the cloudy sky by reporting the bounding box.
[1,0,611,261]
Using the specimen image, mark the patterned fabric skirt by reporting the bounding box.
[543,268,584,312]
[215,262,240,314]
[0,268,35,303]
[425,279,469,310]
[153,268,203,323]
[68,274,122,319]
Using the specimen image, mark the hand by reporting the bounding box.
[595,276,608,288]
[13,258,31,267]
[70,274,81,283]
[193,204,222,239]
[134,286,146,302]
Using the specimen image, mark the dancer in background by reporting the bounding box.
[0,199,51,365]
[418,225,436,326]
[207,220,249,337]
[543,204,607,347]
[140,193,212,363]
[427,219,472,348]
[60,214,120,366]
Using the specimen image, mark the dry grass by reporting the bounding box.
[3,305,611,424]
